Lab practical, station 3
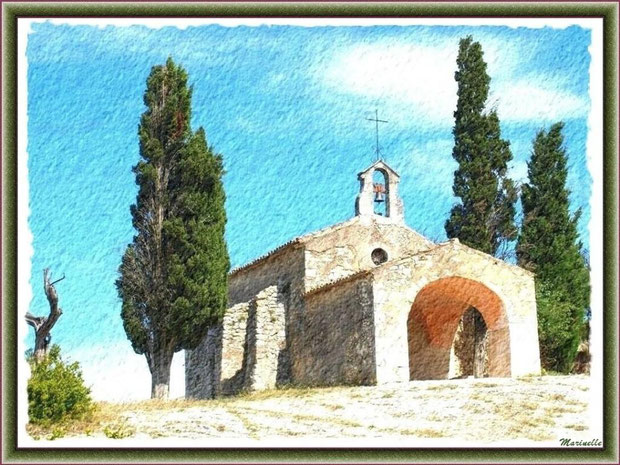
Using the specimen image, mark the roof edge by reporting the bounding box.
[442,238,535,277]
[357,159,400,178]
[229,238,302,276]
[304,270,373,297]
[230,217,367,276]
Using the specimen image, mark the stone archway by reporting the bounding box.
[407,276,511,380]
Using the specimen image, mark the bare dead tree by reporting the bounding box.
[25,268,64,362]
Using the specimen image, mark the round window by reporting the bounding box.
[371,248,388,265]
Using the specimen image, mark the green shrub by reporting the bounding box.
[49,426,66,440]
[536,285,584,373]
[27,345,93,425]
[103,422,135,439]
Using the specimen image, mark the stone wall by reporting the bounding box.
[241,286,287,391]
[185,301,249,398]
[303,217,433,291]
[292,274,376,386]
[228,245,305,306]
[186,286,286,398]
[185,325,221,399]
[228,244,307,386]
[219,301,251,395]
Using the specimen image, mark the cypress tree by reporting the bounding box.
[517,122,590,373]
[116,58,229,399]
[445,36,517,256]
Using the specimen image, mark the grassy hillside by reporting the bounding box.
[27,375,592,444]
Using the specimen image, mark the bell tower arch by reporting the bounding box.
[372,169,389,216]
[355,160,404,224]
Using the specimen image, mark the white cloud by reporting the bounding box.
[321,42,458,126]
[320,39,588,126]
[490,79,589,122]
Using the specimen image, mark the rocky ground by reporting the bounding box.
[28,375,596,446]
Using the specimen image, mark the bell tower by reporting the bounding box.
[355,160,404,224]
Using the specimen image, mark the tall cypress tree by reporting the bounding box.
[517,122,590,372]
[116,58,229,399]
[445,36,517,256]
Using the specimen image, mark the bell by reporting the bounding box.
[373,182,386,203]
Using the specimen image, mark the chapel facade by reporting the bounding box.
[185,160,541,399]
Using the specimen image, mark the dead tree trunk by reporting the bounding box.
[25,269,64,362]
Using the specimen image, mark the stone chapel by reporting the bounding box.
[185,160,541,399]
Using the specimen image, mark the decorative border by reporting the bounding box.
[2,2,617,464]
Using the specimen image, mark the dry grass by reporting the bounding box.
[426,383,458,391]
[226,408,261,439]
[235,384,342,402]
[26,375,592,443]
[241,405,364,429]
[26,402,135,440]
[323,403,344,410]
[399,427,446,438]
[26,397,233,440]
[566,423,587,431]
[456,384,592,442]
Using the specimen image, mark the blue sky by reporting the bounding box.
[23,20,593,400]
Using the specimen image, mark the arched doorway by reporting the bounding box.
[407,276,511,380]
[449,307,488,378]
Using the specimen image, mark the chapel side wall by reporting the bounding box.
[185,301,250,399]
[303,219,434,291]
[228,246,306,306]
[292,276,376,386]
[228,245,306,387]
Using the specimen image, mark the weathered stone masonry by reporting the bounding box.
[296,273,376,386]
[185,286,286,397]
[186,160,541,398]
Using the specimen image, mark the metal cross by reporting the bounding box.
[366,109,388,161]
